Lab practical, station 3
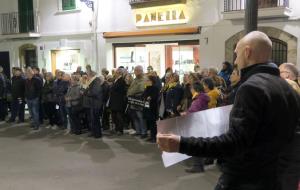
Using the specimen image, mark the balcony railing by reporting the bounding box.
[224,0,289,12]
[129,0,186,8]
[0,11,39,35]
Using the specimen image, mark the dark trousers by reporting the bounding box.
[111,111,124,133]
[59,104,68,129]
[43,102,57,126]
[10,99,25,122]
[190,157,204,170]
[39,99,44,124]
[0,99,7,120]
[146,119,157,140]
[279,132,300,190]
[214,174,281,190]
[89,108,102,138]
[69,106,82,134]
[102,107,110,130]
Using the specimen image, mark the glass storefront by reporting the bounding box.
[114,40,199,77]
[51,49,80,74]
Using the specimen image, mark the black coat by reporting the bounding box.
[53,79,69,104]
[165,83,183,115]
[109,77,127,112]
[11,76,25,99]
[42,80,55,102]
[143,85,160,121]
[25,77,43,100]
[179,63,300,179]
[85,77,103,109]
[0,74,5,98]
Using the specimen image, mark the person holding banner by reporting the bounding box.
[184,81,210,173]
[157,31,300,190]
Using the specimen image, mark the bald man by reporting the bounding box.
[157,31,300,190]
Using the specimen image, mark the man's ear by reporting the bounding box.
[244,46,251,59]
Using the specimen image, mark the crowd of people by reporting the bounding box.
[0,52,299,175]
[0,62,239,139]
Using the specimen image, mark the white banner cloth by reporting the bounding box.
[157,105,233,167]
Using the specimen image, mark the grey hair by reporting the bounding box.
[135,65,144,72]
[281,63,298,78]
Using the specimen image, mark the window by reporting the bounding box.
[114,40,200,77]
[232,37,288,66]
[270,37,287,66]
[62,0,76,11]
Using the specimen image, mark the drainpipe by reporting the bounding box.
[93,0,99,72]
[245,0,258,34]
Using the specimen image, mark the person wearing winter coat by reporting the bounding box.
[157,31,300,190]
[184,81,210,173]
[65,75,82,135]
[164,73,184,118]
[223,66,241,105]
[143,75,160,143]
[202,77,221,108]
[25,68,43,130]
[8,68,25,123]
[42,72,57,128]
[84,72,103,138]
[218,61,233,87]
[53,72,70,129]
[109,68,127,135]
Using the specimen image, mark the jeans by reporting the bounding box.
[130,110,146,135]
[27,98,40,129]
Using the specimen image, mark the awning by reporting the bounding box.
[103,27,201,39]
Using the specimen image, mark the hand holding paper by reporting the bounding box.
[157,134,181,153]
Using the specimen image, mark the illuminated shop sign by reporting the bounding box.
[134,4,189,27]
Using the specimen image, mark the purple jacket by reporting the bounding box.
[188,93,210,113]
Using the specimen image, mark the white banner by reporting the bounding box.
[157,105,233,167]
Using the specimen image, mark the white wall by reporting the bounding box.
[97,0,222,71]
[0,0,18,13]
[39,0,94,36]
[98,0,221,32]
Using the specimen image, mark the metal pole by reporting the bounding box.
[245,0,258,34]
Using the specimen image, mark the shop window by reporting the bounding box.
[51,49,80,74]
[114,41,199,77]
[62,0,76,10]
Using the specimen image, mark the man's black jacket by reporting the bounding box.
[179,63,300,177]
[11,76,25,99]
[25,77,43,100]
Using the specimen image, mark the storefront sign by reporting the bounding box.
[134,4,188,27]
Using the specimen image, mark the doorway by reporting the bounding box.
[0,52,11,79]
[19,44,37,68]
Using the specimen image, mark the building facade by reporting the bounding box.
[0,0,299,78]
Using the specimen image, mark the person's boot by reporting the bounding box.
[185,166,205,173]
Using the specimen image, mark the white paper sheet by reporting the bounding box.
[157,105,233,168]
